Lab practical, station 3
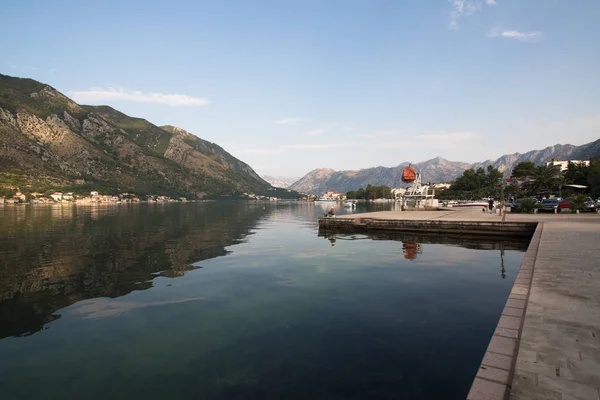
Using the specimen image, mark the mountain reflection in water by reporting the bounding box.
[0,202,272,338]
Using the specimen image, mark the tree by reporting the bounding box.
[506,180,522,199]
[564,161,589,186]
[487,165,503,188]
[450,166,503,198]
[524,164,562,195]
[511,161,537,177]
[587,159,600,198]
[347,185,392,200]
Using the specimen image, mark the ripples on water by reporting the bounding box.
[0,201,527,399]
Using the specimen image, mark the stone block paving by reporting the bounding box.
[467,223,543,400]
[509,221,600,400]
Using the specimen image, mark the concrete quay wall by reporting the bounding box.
[318,216,537,237]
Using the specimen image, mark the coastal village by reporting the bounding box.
[0,189,299,205]
[0,191,184,205]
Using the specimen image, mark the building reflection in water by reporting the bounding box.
[319,229,527,279]
[402,241,422,261]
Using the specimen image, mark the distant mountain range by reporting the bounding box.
[0,73,290,198]
[261,175,299,189]
[289,140,600,194]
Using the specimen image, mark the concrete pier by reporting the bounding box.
[319,208,600,399]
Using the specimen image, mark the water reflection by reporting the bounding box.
[0,202,527,399]
[319,230,528,270]
[402,241,422,260]
[0,202,273,338]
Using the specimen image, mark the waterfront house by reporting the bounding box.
[14,192,27,202]
[50,192,63,202]
[321,190,346,201]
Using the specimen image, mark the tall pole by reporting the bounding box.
[500,180,506,221]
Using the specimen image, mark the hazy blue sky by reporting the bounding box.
[2,0,599,178]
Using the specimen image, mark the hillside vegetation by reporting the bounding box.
[0,73,293,199]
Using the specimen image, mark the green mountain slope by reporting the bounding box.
[0,73,283,198]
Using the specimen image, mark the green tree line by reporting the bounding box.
[347,184,393,200]
[436,159,600,200]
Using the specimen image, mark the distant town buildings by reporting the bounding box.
[546,159,590,172]
[321,190,346,201]
[431,183,452,190]
[504,176,536,185]
[0,189,184,204]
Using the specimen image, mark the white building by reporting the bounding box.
[50,192,63,201]
[546,159,590,172]
[391,188,406,199]
[321,190,346,201]
[432,183,452,190]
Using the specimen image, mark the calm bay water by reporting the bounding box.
[0,202,527,399]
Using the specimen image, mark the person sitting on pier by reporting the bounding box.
[325,207,336,218]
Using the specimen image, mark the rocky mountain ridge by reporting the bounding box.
[261,175,299,188]
[289,141,600,194]
[0,73,281,198]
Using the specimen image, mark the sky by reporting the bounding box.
[1,0,599,179]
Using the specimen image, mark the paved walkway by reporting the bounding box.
[510,220,600,400]
[329,208,600,399]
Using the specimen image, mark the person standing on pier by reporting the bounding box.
[488,198,494,213]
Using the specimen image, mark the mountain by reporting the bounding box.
[0,73,280,198]
[289,158,470,194]
[290,141,600,194]
[261,175,299,188]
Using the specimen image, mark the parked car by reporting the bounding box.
[509,198,536,213]
[536,198,562,213]
[584,197,597,212]
[596,198,600,208]
[560,197,597,212]
[559,198,573,210]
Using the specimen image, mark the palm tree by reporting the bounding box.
[525,164,562,196]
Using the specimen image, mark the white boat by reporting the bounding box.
[454,200,489,207]
[344,201,356,208]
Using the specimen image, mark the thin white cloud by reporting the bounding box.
[67,87,209,107]
[420,131,479,142]
[448,0,496,30]
[235,142,364,155]
[379,131,480,148]
[305,128,327,136]
[271,117,311,125]
[11,64,38,71]
[488,29,544,42]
